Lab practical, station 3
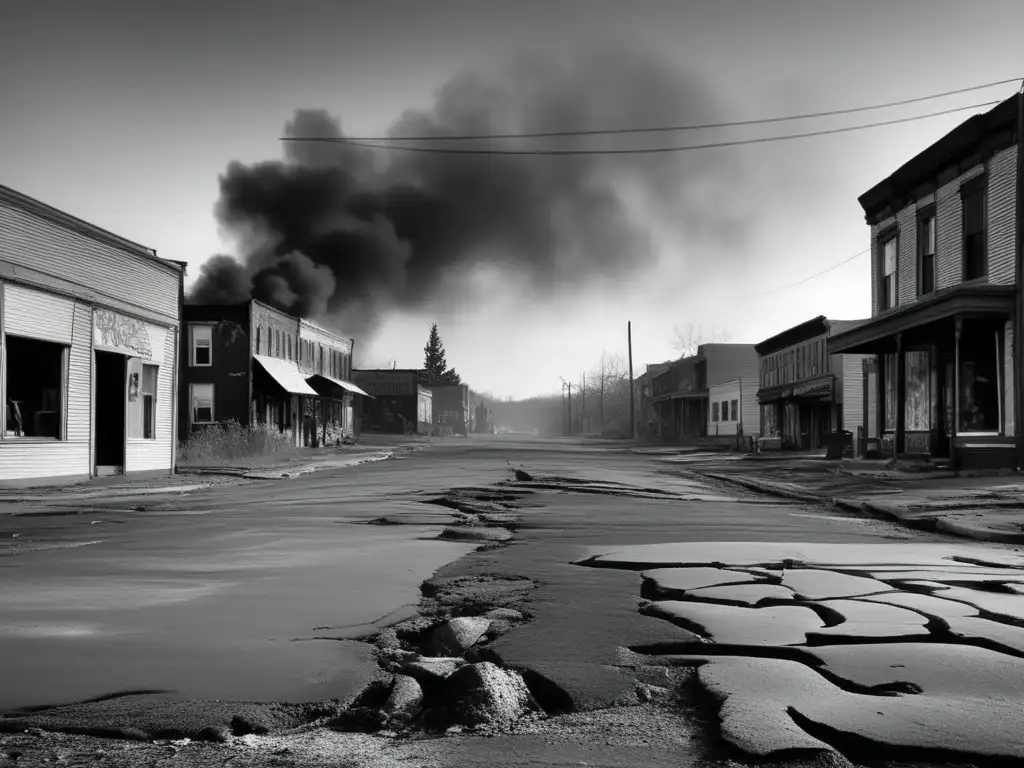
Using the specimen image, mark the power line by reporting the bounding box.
[285,100,1000,156]
[283,77,1021,143]
[744,248,870,298]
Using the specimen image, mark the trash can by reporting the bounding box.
[825,431,846,460]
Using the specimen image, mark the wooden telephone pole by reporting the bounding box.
[628,321,635,440]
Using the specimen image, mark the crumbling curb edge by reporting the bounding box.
[696,471,1024,545]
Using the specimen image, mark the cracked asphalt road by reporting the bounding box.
[3,434,1015,767]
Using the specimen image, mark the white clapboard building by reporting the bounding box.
[0,185,184,483]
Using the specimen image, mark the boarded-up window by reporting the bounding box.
[905,351,930,431]
[883,353,897,431]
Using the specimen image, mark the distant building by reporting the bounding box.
[0,184,185,482]
[755,316,871,450]
[178,300,368,446]
[474,400,495,434]
[636,361,671,439]
[352,369,433,435]
[429,384,471,436]
[648,344,759,442]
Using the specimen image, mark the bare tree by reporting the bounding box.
[672,323,731,357]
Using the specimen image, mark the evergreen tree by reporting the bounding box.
[423,324,448,380]
[423,324,462,385]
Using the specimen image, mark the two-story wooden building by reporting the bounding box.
[648,343,759,442]
[0,185,185,483]
[756,316,872,450]
[828,95,1019,469]
[179,300,368,446]
[352,369,433,435]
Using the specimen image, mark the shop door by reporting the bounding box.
[935,357,953,458]
[94,351,126,471]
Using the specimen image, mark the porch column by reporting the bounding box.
[895,332,905,455]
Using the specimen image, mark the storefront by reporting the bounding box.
[829,284,1014,469]
[0,184,183,482]
[758,376,838,450]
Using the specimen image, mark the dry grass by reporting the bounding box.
[178,421,300,466]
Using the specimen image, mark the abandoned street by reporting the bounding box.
[2,435,1024,768]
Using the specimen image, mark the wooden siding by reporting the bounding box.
[988,145,1017,285]
[935,176,962,290]
[68,302,92,445]
[708,380,740,436]
[703,344,758,387]
[842,354,872,433]
[4,283,75,343]
[0,199,180,322]
[897,205,917,305]
[125,325,175,473]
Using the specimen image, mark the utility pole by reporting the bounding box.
[560,377,573,437]
[581,372,586,434]
[628,321,636,440]
[1015,84,1024,470]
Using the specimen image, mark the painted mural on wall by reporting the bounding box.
[94,309,153,358]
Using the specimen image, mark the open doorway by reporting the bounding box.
[94,351,125,472]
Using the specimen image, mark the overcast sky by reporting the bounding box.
[3,0,1023,399]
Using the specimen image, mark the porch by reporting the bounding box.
[758,375,839,450]
[828,284,1015,470]
[649,392,708,442]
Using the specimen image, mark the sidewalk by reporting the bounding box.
[694,462,1024,544]
[0,436,432,509]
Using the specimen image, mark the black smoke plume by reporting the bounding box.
[189,45,746,338]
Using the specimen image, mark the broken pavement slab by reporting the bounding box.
[641,601,824,645]
[697,655,1024,762]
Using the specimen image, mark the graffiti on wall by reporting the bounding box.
[94,309,153,358]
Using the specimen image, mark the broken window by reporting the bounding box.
[4,335,65,439]
[958,324,1001,433]
[190,383,214,425]
[127,360,158,439]
[190,325,212,366]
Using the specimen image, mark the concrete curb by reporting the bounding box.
[698,472,1024,544]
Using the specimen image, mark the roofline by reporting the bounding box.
[0,184,183,275]
[755,315,828,355]
[299,317,353,344]
[858,95,1019,225]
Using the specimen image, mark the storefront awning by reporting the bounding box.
[758,375,834,404]
[648,390,709,404]
[828,283,1014,355]
[253,355,318,396]
[307,373,374,399]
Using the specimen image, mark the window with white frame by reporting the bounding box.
[127,362,158,439]
[4,335,66,439]
[190,383,214,425]
[721,400,729,421]
[880,235,898,310]
[190,325,212,366]
[712,402,719,422]
[731,399,738,422]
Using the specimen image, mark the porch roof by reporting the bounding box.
[758,374,835,404]
[827,283,1014,355]
[648,389,708,404]
[307,373,374,399]
[253,354,318,396]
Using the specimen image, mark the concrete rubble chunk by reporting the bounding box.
[423,616,492,656]
[440,661,535,728]
[402,656,465,684]
[382,675,424,721]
